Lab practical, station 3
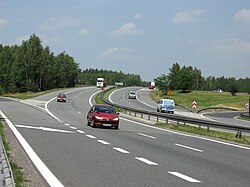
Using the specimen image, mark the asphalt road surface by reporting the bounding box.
[1,86,250,186]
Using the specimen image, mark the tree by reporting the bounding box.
[154,74,169,94]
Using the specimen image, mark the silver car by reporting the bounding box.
[128,91,136,99]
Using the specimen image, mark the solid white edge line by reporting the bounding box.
[97,140,110,145]
[138,133,156,139]
[113,147,130,153]
[168,171,201,183]
[175,143,203,153]
[120,117,250,150]
[135,157,158,165]
[136,89,156,109]
[0,111,64,187]
[89,88,250,151]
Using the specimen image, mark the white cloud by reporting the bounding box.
[211,39,250,54]
[135,14,142,20]
[99,47,134,60]
[0,18,8,27]
[112,22,143,35]
[172,9,206,23]
[41,16,79,31]
[16,34,30,44]
[234,9,250,23]
[78,28,90,36]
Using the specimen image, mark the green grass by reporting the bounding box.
[3,88,68,99]
[150,90,249,111]
[156,122,250,145]
[95,87,118,104]
[0,122,25,187]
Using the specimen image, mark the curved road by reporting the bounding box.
[0,87,250,186]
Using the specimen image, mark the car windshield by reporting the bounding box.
[130,91,136,95]
[94,106,116,114]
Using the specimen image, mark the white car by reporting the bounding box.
[157,99,175,113]
[128,91,136,99]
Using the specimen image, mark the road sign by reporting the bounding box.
[192,101,197,109]
[245,102,249,109]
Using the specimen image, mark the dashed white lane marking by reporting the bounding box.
[78,112,81,114]
[86,134,96,139]
[138,133,156,139]
[113,147,130,154]
[70,126,77,130]
[97,140,110,145]
[135,157,158,165]
[15,124,75,134]
[77,130,85,134]
[175,144,203,153]
[64,123,70,126]
[168,172,201,183]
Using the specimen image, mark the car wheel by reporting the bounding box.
[87,120,90,126]
[114,126,119,130]
[157,108,159,112]
[92,120,96,128]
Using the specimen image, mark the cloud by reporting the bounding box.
[112,22,143,35]
[16,34,31,44]
[0,18,8,27]
[234,9,250,23]
[135,14,142,20]
[211,39,250,54]
[41,16,79,31]
[172,9,206,23]
[78,28,90,36]
[99,47,134,60]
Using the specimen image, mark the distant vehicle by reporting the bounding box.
[128,91,136,99]
[96,78,105,88]
[157,99,175,113]
[149,81,155,89]
[57,93,66,103]
[87,104,119,129]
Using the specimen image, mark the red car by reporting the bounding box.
[87,104,119,129]
[57,93,67,102]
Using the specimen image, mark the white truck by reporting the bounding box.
[96,78,104,88]
[149,81,155,89]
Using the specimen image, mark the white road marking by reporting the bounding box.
[120,117,250,151]
[86,134,96,139]
[78,112,81,114]
[135,157,158,165]
[64,123,70,126]
[113,147,130,154]
[0,111,64,187]
[70,126,77,130]
[175,143,203,152]
[77,130,85,134]
[138,133,156,139]
[15,124,75,133]
[97,140,110,145]
[168,172,201,183]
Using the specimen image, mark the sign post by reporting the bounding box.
[192,101,197,109]
[245,100,250,116]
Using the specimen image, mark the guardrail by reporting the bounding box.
[101,87,250,138]
[0,135,15,187]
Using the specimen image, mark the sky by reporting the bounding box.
[0,0,250,81]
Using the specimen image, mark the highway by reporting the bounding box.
[1,86,250,186]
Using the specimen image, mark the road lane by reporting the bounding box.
[1,87,250,186]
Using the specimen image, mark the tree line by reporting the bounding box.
[78,68,147,87]
[0,34,81,94]
[0,34,147,95]
[155,63,250,94]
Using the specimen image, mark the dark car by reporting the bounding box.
[87,104,119,129]
[57,93,66,102]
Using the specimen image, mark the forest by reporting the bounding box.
[0,35,249,95]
